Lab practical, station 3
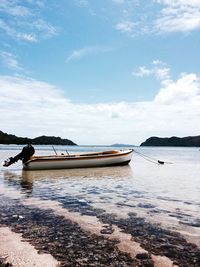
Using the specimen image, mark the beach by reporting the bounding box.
[0,145,200,267]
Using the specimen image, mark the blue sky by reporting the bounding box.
[0,0,200,145]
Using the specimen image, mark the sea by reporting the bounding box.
[0,145,199,247]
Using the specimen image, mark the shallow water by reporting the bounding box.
[0,145,200,248]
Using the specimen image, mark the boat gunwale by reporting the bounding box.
[26,149,134,163]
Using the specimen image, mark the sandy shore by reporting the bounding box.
[0,189,200,267]
[0,227,58,267]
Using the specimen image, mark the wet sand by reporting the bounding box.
[0,227,58,267]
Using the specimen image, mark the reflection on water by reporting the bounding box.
[3,165,133,196]
[3,171,33,195]
[22,165,133,181]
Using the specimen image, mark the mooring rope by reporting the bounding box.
[133,150,173,165]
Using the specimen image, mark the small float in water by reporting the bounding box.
[3,145,134,170]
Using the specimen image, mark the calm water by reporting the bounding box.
[0,145,200,247]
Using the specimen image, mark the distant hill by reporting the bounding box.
[140,136,200,147]
[0,130,77,145]
[111,143,135,147]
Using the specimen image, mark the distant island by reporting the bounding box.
[111,144,135,147]
[0,130,77,146]
[140,135,200,147]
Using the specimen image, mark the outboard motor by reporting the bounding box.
[3,144,35,167]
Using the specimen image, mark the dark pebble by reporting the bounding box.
[136,253,150,259]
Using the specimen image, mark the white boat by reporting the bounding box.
[23,149,134,170]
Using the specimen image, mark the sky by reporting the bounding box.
[0,0,200,145]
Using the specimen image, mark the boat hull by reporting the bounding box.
[23,149,133,170]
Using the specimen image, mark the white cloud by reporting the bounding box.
[26,0,45,8]
[155,67,170,81]
[23,19,58,39]
[113,0,200,35]
[0,72,200,145]
[0,19,15,37]
[0,19,38,42]
[115,20,135,33]
[16,32,38,42]
[0,1,58,42]
[132,61,171,81]
[66,46,111,62]
[155,0,200,33]
[0,51,23,71]
[155,73,200,104]
[132,66,153,77]
[0,0,32,17]
[152,59,166,66]
[156,0,200,7]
